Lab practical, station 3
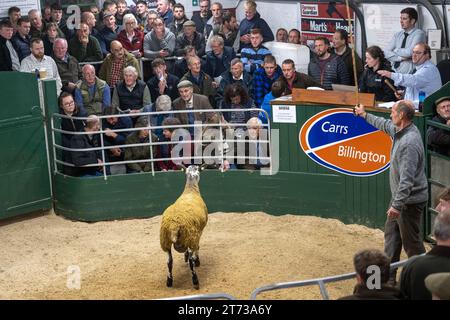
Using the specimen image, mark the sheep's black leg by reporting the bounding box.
[188,251,199,290]
[166,250,173,287]
[184,250,189,263]
[193,250,200,267]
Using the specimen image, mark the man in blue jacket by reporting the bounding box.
[239,0,274,49]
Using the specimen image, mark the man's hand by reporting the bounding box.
[354,104,367,118]
[240,34,251,43]
[159,49,169,57]
[104,128,118,139]
[67,82,77,91]
[158,78,167,94]
[395,90,404,100]
[387,206,400,219]
[377,70,392,79]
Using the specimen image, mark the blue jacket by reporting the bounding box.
[258,92,274,124]
[216,70,253,106]
[239,12,274,44]
[11,34,31,61]
[240,45,271,74]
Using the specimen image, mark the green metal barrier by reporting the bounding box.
[0,72,52,219]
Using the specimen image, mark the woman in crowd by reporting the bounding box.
[359,45,397,102]
[116,13,144,58]
[220,83,258,128]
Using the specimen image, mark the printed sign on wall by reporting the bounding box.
[300,2,355,43]
[299,108,392,176]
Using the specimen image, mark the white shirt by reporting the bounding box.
[20,54,62,95]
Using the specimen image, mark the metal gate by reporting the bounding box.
[0,72,52,220]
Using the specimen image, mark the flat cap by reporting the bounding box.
[177,80,193,89]
[435,96,450,105]
[103,11,114,20]
[425,273,450,299]
[183,20,196,28]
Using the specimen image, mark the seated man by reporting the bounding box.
[240,28,271,75]
[74,64,111,116]
[112,66,152,116]
[146,58,180,102]
[174,20,205,57]
[53,38,80,94]
[204,35,236,78]
[143,17,176,59]
[217,11,240,53]
[102,106,133,175]
[435,188,450,214]
[378,43,442,108]
[400,209,450,299]
[124,117,159,173]
[99,40,141,91]
[11,17,31,62]
[338,249,401,300]
[253,55,283,107]
[425,272,450,300]
[180,55,217,108]
[28,9,46,39]
[217,58,253,107]
[69,115,104,177]
[95,11,119,57]
[173,45,197,78]
[1,20,20,71]
[20,38,62,94]
[172,80,214,136]
[427,96,450,156]
[68,22,103,63]
[168,2,188,37]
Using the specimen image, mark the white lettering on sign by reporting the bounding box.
[337,146,387,164]
[321,121,349,134]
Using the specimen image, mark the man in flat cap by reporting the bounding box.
[172,80,215,135]
[427,95,450,156]
[175,20,205,57]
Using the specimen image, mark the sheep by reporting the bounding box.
[160,165,208,289]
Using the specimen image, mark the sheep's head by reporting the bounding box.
[185,165,200,184]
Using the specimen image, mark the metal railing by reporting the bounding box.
[425,118,450,241]
[51,108,272,180]
[250,255,421,300]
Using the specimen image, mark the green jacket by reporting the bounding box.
[125,130,158,172]
[99,51,141,86]
[76,77,108,116]
[68,36,103,62]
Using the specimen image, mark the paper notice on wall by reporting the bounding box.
[0,0,40,18]
[272,105,297,123]
[363,4,417,48]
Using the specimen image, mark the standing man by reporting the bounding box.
[308,36,350,90]
[378,43,442,107]
[354,100,428,285]
[28,9,46,39]
[384,7,426,74]
[332,29,363,86]
[157,0,174,27]
[11,17,31,62]
[20,38,62,94]
[192,0,212,35]
[168,3,188,37]
[239,0,274,48]
[0,20,20,71]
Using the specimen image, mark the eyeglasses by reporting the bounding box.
[63,101,75,107]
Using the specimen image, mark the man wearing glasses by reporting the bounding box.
[378,43,442,108]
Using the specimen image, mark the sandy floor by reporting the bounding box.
[0,210,408,300]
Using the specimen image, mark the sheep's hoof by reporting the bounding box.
[166,277,173,287]
[193,280,200,290]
